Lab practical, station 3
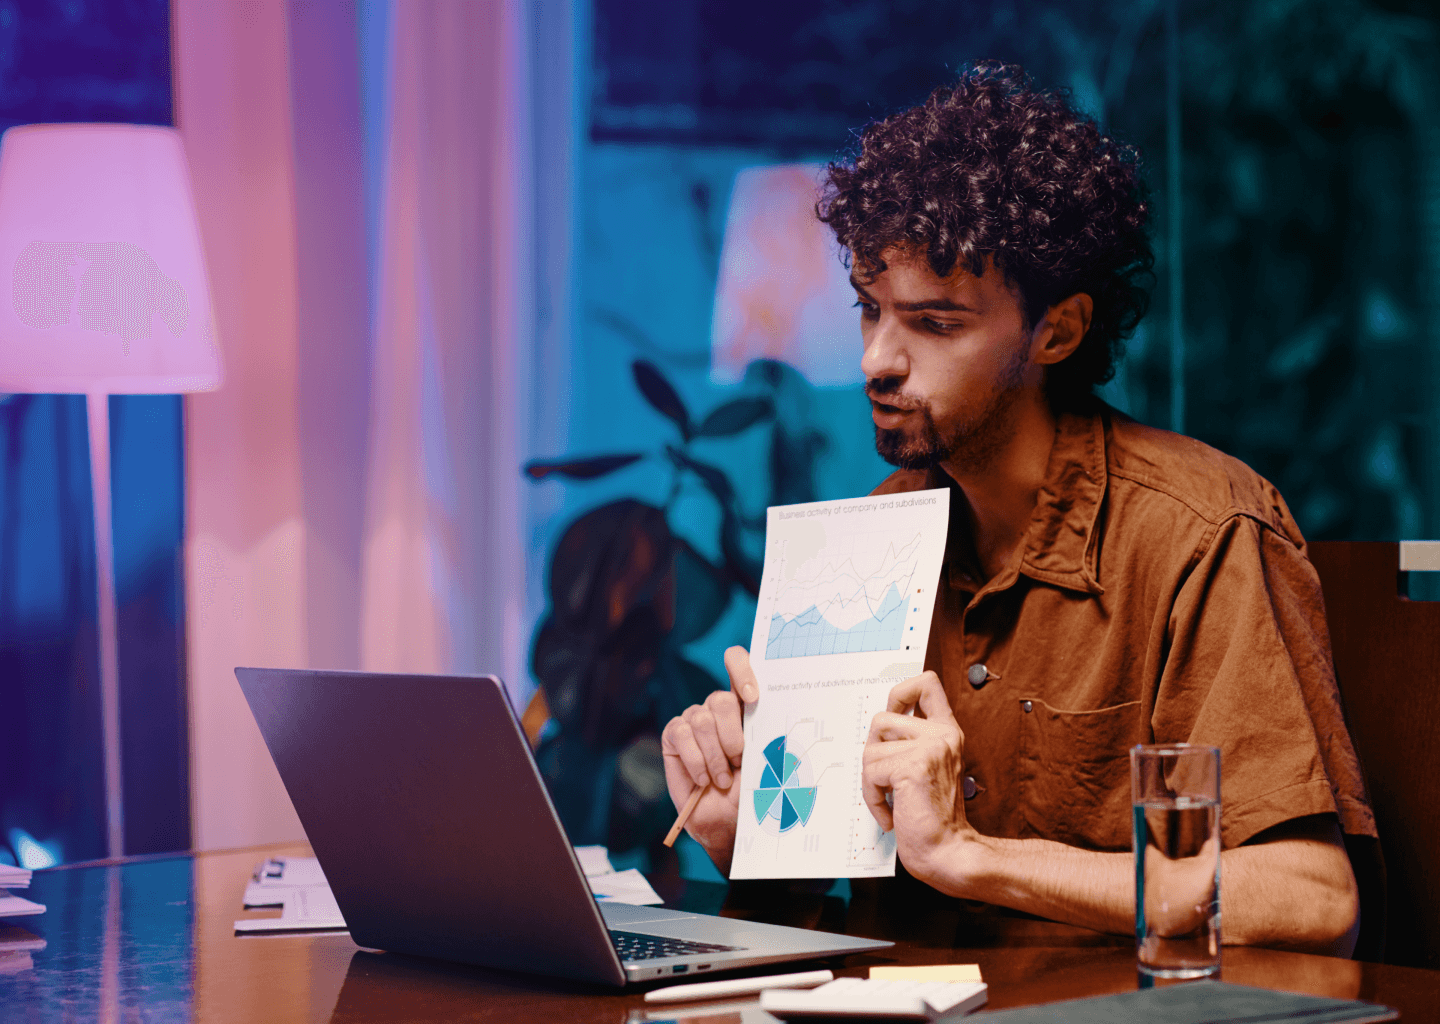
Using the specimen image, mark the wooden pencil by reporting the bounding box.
[662,784,708,847]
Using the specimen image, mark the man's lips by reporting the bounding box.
[870,399,917,429]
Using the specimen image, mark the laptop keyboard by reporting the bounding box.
[609,930,741,962]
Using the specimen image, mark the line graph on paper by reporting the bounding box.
[764,528,925,660]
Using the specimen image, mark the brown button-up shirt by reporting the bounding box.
[872,404,1376,852]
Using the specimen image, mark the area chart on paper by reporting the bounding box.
[765,532,924,659]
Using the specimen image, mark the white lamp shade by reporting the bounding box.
[0,123,221,394]
[710,163,862,388]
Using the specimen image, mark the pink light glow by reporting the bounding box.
[0,124,222,394]
[710,163,862,387]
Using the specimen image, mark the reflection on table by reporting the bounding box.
[0,844,1436,1023]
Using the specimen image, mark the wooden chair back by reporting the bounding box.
[1309,541,1440,967]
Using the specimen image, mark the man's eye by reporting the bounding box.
[853,299,879,319]
[922,318,960,334]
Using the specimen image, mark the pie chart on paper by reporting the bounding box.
[753,735,818,833]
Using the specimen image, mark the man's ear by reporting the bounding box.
[1031,293,1093,366]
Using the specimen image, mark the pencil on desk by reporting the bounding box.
[663,784,707,847]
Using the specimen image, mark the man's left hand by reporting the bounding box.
[862,671,972,877]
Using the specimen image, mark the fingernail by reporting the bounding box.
[717,771,732,788]
[744,685,757,702]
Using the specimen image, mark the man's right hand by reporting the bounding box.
[660,646,758,873]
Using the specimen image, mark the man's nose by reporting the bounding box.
[860,315,908,381]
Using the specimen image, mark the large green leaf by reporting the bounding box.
[524,453,644,480]
[696,396,774,437]
[769,423,828,508]
[537,602,668,750]
[651,648,726,728]
[720,508,762,597]
[531,615,589,726]
[535,731,615,846]
[633,360,692,440]
[584,603,670,746]
[608,730,673,854]
[670,540,731,645]
[545,499,672,633]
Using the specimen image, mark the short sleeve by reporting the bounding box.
[1151,514,1376,847]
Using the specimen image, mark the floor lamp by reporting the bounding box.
[0,125,222,861]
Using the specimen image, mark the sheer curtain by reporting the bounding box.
[360,0,529,682]
[175,0,574,850]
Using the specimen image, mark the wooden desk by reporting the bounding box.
[3,844,1439,1022]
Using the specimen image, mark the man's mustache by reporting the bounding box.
[865,377,924,410]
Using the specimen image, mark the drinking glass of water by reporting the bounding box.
[1130,744,1221,980]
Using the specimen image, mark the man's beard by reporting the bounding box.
[868,347,1029,473]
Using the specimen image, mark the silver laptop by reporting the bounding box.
[235,667,891,986]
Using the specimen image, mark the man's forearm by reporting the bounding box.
[909,825,1359,954]
[1214,820,1361,955]
[918,832,1134,935]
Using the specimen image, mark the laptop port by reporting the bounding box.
[696,964,711,970]
[673,965,689,974]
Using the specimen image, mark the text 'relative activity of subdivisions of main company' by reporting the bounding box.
[729,488,950,880]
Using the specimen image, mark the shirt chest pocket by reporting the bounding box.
[1017,698,1144,852]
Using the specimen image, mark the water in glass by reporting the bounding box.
[1134,794,1220,978]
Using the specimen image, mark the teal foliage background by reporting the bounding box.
[533,0,1440,862]
[587,0,1440,543]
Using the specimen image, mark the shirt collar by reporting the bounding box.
[932,405,1109,597]
[1018,405,1108,595]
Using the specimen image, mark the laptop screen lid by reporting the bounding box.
[235,667,628,986]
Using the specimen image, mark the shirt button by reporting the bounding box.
[962,775,978,799]
[1021,700,1033,713]
[967,663,989,689]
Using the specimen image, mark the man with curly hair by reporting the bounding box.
[662,64,1373,954]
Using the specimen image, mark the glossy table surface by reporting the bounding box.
[3,843,1439,1022]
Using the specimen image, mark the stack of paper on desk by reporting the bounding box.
[574,845,664,905]
[0,925,47,976]
[242,856,330,907]
[235,857,346,934]
[574,844,615,877]
[0,864,43,919]
[586,869,664,905]
[235,849,664,934]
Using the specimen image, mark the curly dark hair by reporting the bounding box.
[819,62,1154,409]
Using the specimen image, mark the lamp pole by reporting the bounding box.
[87,391,123,860]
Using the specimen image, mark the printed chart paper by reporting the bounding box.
[729,488,950,879]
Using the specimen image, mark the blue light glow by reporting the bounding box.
[8,828,60,869]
